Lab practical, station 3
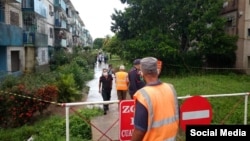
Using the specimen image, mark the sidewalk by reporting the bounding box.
[91,104,120,141]
[86,62,121,141]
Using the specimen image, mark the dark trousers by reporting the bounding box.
[117,90,127,101]
[102,89,111,111]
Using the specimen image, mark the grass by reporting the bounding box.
[160,73,250,141]
[162,73,250,123]
[163,74,250,95]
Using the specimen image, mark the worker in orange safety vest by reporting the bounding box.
[132,57,179,141]
[115,65,129,101]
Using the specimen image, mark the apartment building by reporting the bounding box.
[46,0,55,63]
[0,0,24,76]
[0,0,93,75]
[22,0,48,72]
[222,0,250,74]
[84,28,93,47]
[54,0,92,53]
[54,0,67,51]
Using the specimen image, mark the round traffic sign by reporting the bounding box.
[180,95,212,131]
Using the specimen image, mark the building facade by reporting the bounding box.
[222,0,250,74]
[0,0,93,75]
[0,0,24,76]
[22,0,48,72]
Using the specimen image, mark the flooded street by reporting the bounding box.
[85,62,117,108]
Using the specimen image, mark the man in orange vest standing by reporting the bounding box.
[131,57,179,141]
[115,65,129,101]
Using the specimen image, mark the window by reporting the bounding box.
[226,18,233,27]
[41,50,45,63]
[49,27,53,38]
[248,56,250,68]
[22,0,33,8]
[10,11,19,26]
[49,5,52,12]
[0,1,4,22]
[226,16,236,27]
[49,5,53,16]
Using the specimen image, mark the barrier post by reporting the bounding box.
[64,100,120,141]
[244,93,249,125]
[66,106,70,141]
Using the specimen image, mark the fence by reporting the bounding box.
[63,92,249,141]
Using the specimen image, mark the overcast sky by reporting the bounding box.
[70,0,127,40]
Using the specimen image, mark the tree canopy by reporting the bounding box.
[106,0,238,73]
[93,38,104,49]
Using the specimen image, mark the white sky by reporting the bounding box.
[70,0,127,40]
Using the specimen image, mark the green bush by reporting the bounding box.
[49,49,72,71]
[57,63,82,89]
[72,56,89,71]
[0,74,19,90]
[56,73,81,103]
[0,125,36,141]
[0,108,102,141]
[18,72,57,91]
[70,107,103,139]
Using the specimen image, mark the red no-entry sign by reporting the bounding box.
[180,96,213,131]
[119,100,135,141]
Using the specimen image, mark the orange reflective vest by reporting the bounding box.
[133,83,179,141]
[115,71,128,90]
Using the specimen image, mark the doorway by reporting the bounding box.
[11,51,20,72]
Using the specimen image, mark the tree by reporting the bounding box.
[111,0,238,71]
[93,38,104,49]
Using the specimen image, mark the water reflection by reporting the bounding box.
[86,62,117,108]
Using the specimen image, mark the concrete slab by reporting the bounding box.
[91,104,120,141]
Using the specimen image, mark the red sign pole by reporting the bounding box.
[119,100,135,141]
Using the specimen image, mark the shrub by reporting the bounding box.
[69,107,103,140]
[0,84,58,128]
[72,56,89,71]
[0,74,19,90]
[49,49,72,71]
[56,73,81,103]
[34,85,58,114]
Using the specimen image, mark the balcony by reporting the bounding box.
[54,0,66,12]
[72,30,79,37]
[221,0,238,14]
[0,22,23,46]
[9,0,22,3]
[23,32,48,47]
[55,39,67,48]
[22,0,47,18]
[55,19,67,29]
